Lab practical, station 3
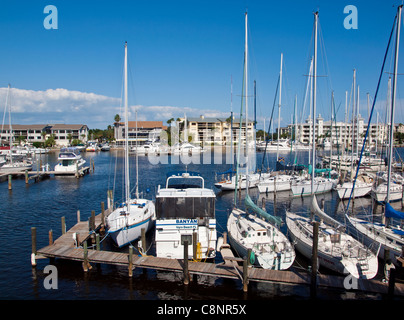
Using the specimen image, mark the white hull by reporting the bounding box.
[227,208,295,270]
[257,174,293,193]
[291,178,335,197]
[286,211,378,279]
[54,159,86,173]
[335,182,372,199]
[155,219,216,259]
[0,162,33,172]
[346,214,402,266]
[107,199,156,248]
[215,173,262,191]
[370,182,403,202]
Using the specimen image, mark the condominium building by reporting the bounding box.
[179,115,255,146]
[1,124,89,147]
[286,114,399,148]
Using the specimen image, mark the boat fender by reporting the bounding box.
[249,250,255,265]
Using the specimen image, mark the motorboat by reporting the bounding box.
[54,147,86,174]
[155,171,217,260]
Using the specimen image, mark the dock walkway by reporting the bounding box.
[32,209,404,297]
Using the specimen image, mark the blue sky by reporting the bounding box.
[0,0,403,129]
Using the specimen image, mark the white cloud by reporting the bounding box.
[0,87,234,128]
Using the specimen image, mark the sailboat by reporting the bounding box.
[346,5,404,265]
[106,42,156,248]
[291,11,336,197]
[286,195,378,279]
[0,84,33,172]
[226,12,295,270]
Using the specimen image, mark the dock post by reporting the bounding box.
[96,233,100,251]
[90,210,95,231]
[261,197,266,209]
[388,267,396,299]
[311,221,319,299]
[243,257,249,293]
[49,229,53,245]
[223,231,227,245]
[77,210,80,223]
[101,202,105,227]
[61,216,66,235]
[8,174,12,190]
[183,240,190,285]
[31,227,37,266]
[193,232,197,260]
[25,170,29,184]
[128,245,133,277]
[141,228,146,253]
[82,241,92,272]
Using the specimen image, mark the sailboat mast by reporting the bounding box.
[135,109,139,199]
[124,41,130,205]
[311,12,318,194]
[245,10,249,195]
[277,53,283,162]
[387,5,402,203]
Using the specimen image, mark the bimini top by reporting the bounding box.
[58,147,81,159]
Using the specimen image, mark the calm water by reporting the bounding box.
[0,148,398,300]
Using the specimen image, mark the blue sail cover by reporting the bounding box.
[385,203,404,220]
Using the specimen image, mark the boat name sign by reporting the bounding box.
[176,219,197,229]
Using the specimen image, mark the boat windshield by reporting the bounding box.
[156,197,215,219]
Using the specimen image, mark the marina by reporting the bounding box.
[3,2,404,307]
[1,147,403,300]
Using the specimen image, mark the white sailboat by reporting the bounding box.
[106,42,156,248]
[335,173,374,200]
[226,12,295,270]
[346,5,404,265]
[286,195,378,279]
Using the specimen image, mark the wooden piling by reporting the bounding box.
[141,228,146,253]
[77,210,81,223]
[61,216,66,235]
[31,227,37,256]
[311,221,319,299]
[96,233,100,251]
[183,240,189,285]
[49,229,53,245]
[388,267,396,298]
[101,202,105,226]
[128,245,133,277]
[25,170,29,184]
[8,174,12,190]
[243,257,249,292]
[193,232,197,260]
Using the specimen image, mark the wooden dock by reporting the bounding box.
[31,208,404,298]
[1,166,91,185]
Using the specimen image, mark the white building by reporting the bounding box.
[287,114,393,149]
[179,115,254,146]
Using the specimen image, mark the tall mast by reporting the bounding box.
[387,5,402,203]
[124,41,130,205]
[245,10,249,195]
[135,109,139,199]
[277,53,283,162]
[311,12,318,194]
